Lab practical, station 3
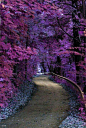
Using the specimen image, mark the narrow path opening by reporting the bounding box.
[0,75,70,128]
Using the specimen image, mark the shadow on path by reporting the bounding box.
[0,75,70,128]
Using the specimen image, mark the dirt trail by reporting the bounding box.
[0,75,70,128]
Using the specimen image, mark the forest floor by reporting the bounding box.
[0,75,70,128]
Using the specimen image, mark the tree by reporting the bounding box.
[0,0,37,108]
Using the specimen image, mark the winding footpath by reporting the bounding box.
[0,75,70,128]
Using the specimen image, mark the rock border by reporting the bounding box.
[0,80,37,122]
[48,76,86,127]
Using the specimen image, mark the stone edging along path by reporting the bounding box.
[0,75,86,128]
[0,80,36,122]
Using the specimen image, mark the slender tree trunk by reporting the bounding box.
[72,0,81,84]
[82,0,86,93]
[41,61,46,72]
[82,0,86,18]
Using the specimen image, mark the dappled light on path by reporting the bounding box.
[0,76,70,128]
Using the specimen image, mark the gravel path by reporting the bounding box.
[0,75,70,128]
[59,115,86,128]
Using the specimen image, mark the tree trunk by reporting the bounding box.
[82,0,86,93]
[82,0,86,18]
[72,0,81,85]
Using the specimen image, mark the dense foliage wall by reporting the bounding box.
[0,0,38,108]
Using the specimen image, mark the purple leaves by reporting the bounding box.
[78,31,84,36]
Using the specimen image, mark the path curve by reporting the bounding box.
[0,75,70,128]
